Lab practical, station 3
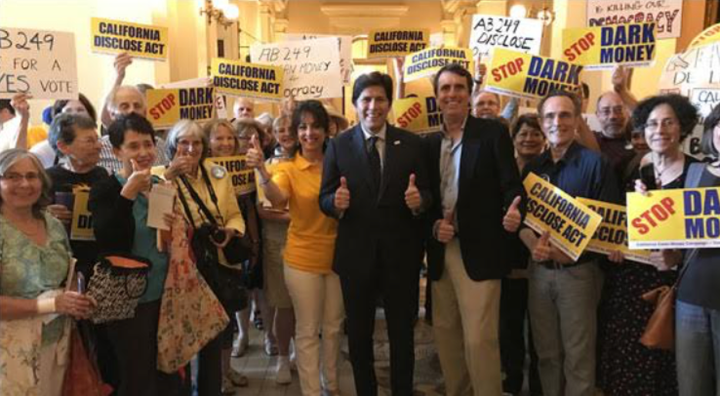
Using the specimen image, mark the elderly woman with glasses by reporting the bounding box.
[161,119,246,396]
[0,149,96,396]
[599,94,699,396]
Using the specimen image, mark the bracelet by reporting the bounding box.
[36,297,56,315]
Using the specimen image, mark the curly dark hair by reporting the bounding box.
[631,94,698,142]
[702,102,720,158]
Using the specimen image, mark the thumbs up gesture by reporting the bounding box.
[122,159,152,200]
[502,196,522,232]
[532,231,552,262]
[404,173,422,211]
[334,176,351,211]
[246,134,265,169]
[435,210,455,243]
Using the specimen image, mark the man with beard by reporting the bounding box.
[593,91,635,178]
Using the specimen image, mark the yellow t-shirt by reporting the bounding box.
[272,155,337,274]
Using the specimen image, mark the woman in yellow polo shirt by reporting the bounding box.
[247,100,342,396]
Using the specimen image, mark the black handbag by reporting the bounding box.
[176,168,249,313]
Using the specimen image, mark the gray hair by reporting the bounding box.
[107,85,146,115]
[165,120,209,161]
[0,149,52,219]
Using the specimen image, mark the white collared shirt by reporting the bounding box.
[360,122,387,170]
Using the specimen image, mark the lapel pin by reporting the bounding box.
[394,140,401,145]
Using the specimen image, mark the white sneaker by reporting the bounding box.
[275,356,292,385]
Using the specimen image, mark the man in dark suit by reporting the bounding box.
[424,63,524,396]
[319,71,431,396]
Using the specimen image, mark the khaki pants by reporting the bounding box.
[284,264,345,396]
[432,239,503,396]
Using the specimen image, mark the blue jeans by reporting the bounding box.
[528,261,603,396]
[676,300,720,396]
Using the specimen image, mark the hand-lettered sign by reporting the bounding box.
[468,15,544,59]
[586,0,682,39]
[250,38,342,100]
[0,28,78,100]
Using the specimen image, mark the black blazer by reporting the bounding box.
[319,124,432,280]
[424,116,524,282]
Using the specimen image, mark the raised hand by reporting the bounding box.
[435,210,455,243]
[334,176,350,211]
[502,196,522,232]
[404,173,422,211]
[114,52,133,82]
[10,93,31,120]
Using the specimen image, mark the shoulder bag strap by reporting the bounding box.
[178,174,219,227]
[674,162,707,287]
[175,179,200,230]
[198,165,227,227]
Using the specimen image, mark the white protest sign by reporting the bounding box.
[0,28,78,100]
[691,88,720,119]
[658,42,720,101]
[284,34,352,85]
[468,15,544,59]
[586,0,682,39]
[250,37,342,100]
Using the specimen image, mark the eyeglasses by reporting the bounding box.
[1,172,41,183]
[644,119,678,131]
[598,106,624,117]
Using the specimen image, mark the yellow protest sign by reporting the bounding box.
[210,156,256,195]
[211,58,284,102]
[403,47,474,83]
[562,23,656,70]
[146,87,215,128]
[91,18,168,60]
[627,187,720,249]
[392,96,443,134]
[689,23,720,49]
[367,29,429,59]
[70,188,95,241]
[486,48,583,101]
[577,198,652,265]
[523,173,602,261]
